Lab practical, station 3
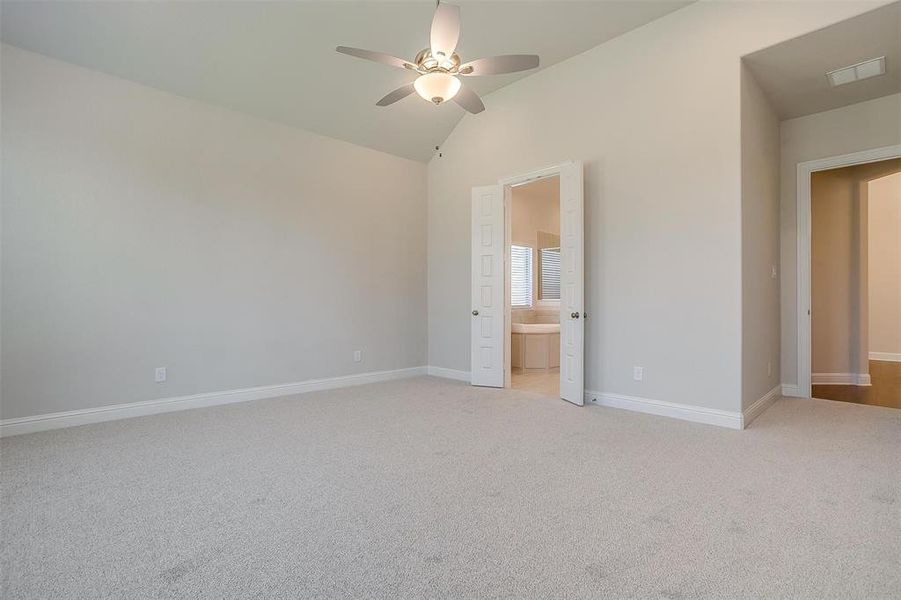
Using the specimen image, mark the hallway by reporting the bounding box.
[813,360,901,409]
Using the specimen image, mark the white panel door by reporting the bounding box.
[559,162,584,405]
[471,185,505,387]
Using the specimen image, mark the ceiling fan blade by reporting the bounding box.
[453,84,484,114]
[459,55,540,76]
[336,46,414,70]
[430,3,461,58]
[376,84,416,106]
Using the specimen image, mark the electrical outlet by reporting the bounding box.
[771,265,778,279]
[633,366,643,381]
[353,350,362,363]
[155,367,167,383]
[767,361,772,377]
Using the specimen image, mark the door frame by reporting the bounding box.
[795,144,901,398]
[498,161,579,392]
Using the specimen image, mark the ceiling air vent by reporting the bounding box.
[826,56,886,87]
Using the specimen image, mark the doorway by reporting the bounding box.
[804,154,901,408]
[509,176,561,397]
[469,161,584,405]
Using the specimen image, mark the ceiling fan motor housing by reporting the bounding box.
[412,48,461,74]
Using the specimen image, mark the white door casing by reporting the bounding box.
[559,161,584,405]
[795,144,901,398]
[471,185,505,387]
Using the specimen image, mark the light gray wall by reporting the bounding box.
[427,0,881,412]
[1,46,427,420]
[740,63,781,408]
[780,92,901,386]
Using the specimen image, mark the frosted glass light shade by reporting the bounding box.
[414,72,461,104]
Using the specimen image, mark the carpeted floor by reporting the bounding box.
[2,376,899,599]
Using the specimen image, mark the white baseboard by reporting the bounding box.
[584,390,743,430]
[812,372,871,386]
[0,366,428,438]
[742,385,781,428]
[781,383,804,398]
[870,352,901,363]
[427,366,471,382]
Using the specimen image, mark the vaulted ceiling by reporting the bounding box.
[1,1,692,161]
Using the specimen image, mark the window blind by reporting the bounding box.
[511,245,532,307]
[540,247,561,300]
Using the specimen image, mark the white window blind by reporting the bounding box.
[540,247,561,300]
[511,245,533,307]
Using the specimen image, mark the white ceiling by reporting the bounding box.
[744,1,901,120]
[0,1,691,162]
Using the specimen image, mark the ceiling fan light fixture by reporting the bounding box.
[336,2,539,114]
[414,72,461,104]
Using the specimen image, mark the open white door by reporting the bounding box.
[559,162,584,405]
[471,185,505,387]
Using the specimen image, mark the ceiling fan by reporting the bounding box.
[336,1,539,114]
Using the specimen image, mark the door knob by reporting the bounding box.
[571,312,580,319]
[472,310,479,316]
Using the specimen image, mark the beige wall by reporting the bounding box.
[810,159,901,376]
[810,169,866,375]
[740,63,781,408]
[427,0,885,411]
[1,46,428,420]
[511,177,560,307]
[780,93,901,385]
[868,171,901,358]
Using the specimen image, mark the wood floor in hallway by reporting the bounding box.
[813,360,901,409]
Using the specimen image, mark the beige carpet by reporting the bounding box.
[2,376,899,599]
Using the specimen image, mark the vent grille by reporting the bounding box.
[826,57,886,87]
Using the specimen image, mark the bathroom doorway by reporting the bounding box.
[509,176,561,397]
[469,160,584,405]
